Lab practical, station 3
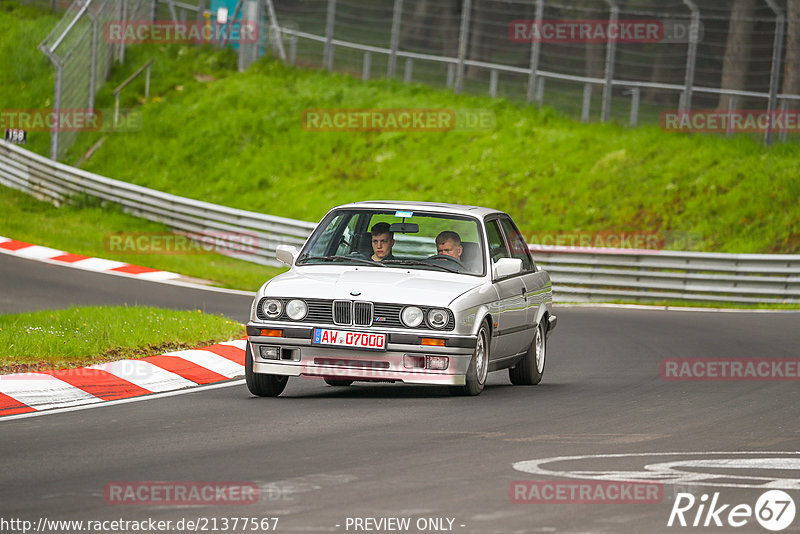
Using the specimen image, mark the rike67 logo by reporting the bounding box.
[668,490,796,531]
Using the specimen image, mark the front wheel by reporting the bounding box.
[450,321,490,396]
[245,342,288,397]
[509,320,546,385]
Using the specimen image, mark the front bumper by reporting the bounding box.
[246,323,477,386]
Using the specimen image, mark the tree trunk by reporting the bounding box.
[718,0,757,109]
[783,0,800,97]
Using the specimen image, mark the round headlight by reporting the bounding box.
[285,299,308,320]
[427,308,449,329]
[261,298,283,319]
[401,306,424,328]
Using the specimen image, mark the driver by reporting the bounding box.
[435,231,463,261]
[370,222,395,262]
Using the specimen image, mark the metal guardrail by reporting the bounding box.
[1,140,798,303]
[532,246,800,305]
[0,141,315,266]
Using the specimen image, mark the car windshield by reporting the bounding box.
[297,208,485,275]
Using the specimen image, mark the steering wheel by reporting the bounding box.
[426,254,465,269]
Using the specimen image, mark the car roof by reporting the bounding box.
[334,200,506,219]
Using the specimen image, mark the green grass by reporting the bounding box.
[0,186,284,291]
[68,55,800,255]
[0,1,60,157]
[0,305,245,371]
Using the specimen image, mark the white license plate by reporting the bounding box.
[313,328,386,351]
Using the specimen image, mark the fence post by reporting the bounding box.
[49,56,62,160]
[526,0,544,103]
[489,69,498,97]
[446,63,455,88]
[387,0,403,78]
[454,0,472,93]
[323,0,336,70]
[581,83,592,123]
[764,0,785,145]
[779,99,789,143]
[362,51,371,80]
[289,36,297,65]
[536,77,545,105]
[88,11,98,112]
[629,87,640,126]
[601,0,618,122]
[726,96,737,138]
[404,58,413,83]
[264,0,286,62]
[681,0,699,112]
[117,0,127,64]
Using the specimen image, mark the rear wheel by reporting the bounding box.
[324,378,354,387]
[245,343,288,397]
[509,320,546,385]
[450,321,490,396]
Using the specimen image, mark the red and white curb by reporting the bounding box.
[0,340,246,417]
[0,236,182,281]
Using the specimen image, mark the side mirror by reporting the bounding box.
[275,245,298,266]
[493,257,522,279]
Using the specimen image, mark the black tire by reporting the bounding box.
[245,343,288,397]
[324,378,354,387]
[509,320,546,386]
[450,321,490,396]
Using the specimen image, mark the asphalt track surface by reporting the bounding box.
[2,253,799,533]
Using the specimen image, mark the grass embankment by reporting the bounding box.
[0,305,245,373]
[75,58,800,254]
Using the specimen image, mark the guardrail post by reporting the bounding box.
[362,51,371,80]
[681,0,699,112]
[601,0,618,122]
[581,83,592,122]
[387,0,403,78]
[446,63,455,88]
[526,0,544,103]
[489,69,498,97]
[764,0,785,145]
[323,0,336,70]
[454,0,472,93]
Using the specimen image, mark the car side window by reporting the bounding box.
[500,218,534,272]
[485,220,510,263]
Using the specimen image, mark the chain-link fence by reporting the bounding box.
[33,0,800,159]
[269,0,800,144]
[37,0,152,160]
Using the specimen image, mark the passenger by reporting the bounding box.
[370,222,395,262]
[436,231,463,261]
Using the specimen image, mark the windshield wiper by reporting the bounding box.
[297,255,387,267]
[383,259,460,273]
